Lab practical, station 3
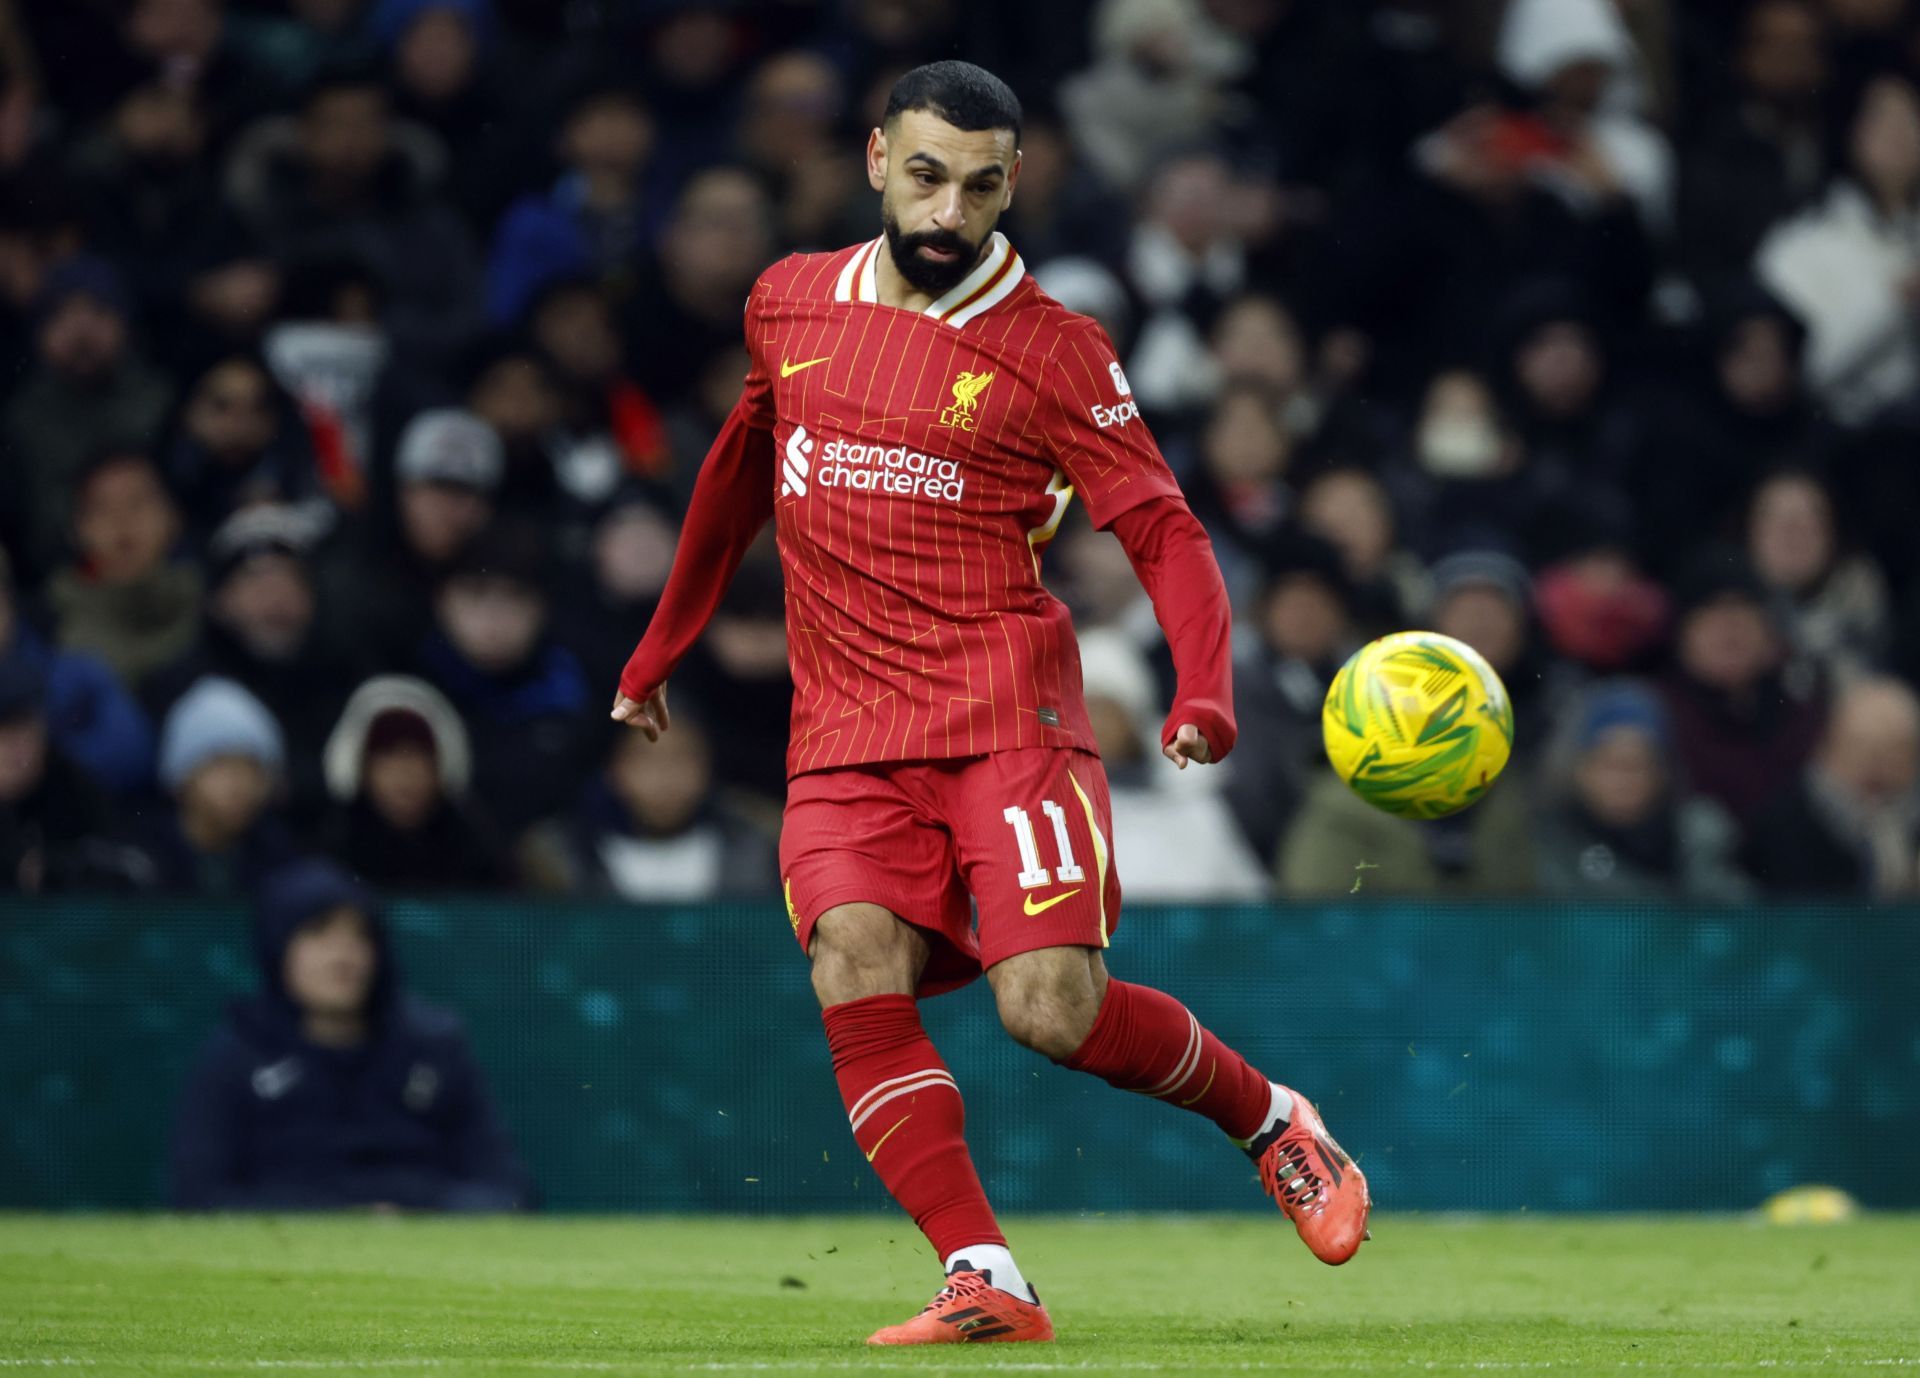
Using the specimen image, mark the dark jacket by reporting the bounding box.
[119,802,300,897]
[168,860,532,1210]
[325,796,513,892]
[1,628,155,795]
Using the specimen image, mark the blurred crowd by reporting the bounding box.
[7,0,1920,907]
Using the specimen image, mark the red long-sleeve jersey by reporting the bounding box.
[620,232,1236,778]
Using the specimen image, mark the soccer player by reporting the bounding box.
[613,61,1370,1345]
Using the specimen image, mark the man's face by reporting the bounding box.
[0,716,48,805]
[283,906,378,1018]
[180,754,271,841]
[303,87,389,185]
[608,727,711,832]
[662,170,774,303]
[365,745,440,830]
[438,576,544,672]
[533,289,621,385]
[1742,1,1826,103]
[1576,725,1666,828]
[214,554,315,661]
[1434,586,1526,675]
[1678,597,1778,693]
[186,359,277,461]
[561,96,653,179]
[397,7,478,104]
[1515,321,1602,419]
[75,459,179,584]
[400,481,491,564]
[871,109,1018,296]
[38,296,128,381]
[1262,576,1346,666]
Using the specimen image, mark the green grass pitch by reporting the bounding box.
[3,1214,1916,1376]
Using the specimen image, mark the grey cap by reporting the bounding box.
[396,409,504,491]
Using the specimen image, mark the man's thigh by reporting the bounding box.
[937,747,1123,971]
[780,766,978,995]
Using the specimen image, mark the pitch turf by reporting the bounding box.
[2,1214,1915,1376]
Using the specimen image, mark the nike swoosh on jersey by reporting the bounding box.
[780,355,832,378]
[866,1114,912,1162]
[1022,889,1082,916]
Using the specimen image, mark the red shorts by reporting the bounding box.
[779,747,1123,997]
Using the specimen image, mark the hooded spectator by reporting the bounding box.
[321,674,510,890]
[1757,73,1920,424]
[226,65,482,367]
[622,166,775,403]
[416,522,593,837]
[164,353,321,546]
[3,257,174,580]
[486,85,655,326]
[520,711,777,899]
[320,407,502,667]
[168,858,533,1210]
[1659,548,1825,828]
[1677,0,1833,279]
[1222,529,1360,868]
[1746,468,1890,683]
[1496,0,1675,235]
[1742,675,1920,897]
[131,675,296,894]
[1533,681,1752,902]
[145,504,364,827]
[0,545,155,795]
[0,655,138,892]
[45,452,203,690]
[1076,628,1267,900]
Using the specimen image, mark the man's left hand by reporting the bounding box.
[1162,723,1213,769]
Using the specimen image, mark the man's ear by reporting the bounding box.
[866,127,887,193]
[1002,149,1022,210]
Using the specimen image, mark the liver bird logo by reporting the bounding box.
[938,369,996,431]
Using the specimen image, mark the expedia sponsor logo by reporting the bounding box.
[780,424,966,503]
[1090,398,1139,429]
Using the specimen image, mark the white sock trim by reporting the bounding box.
[1230,1082,1295,1148]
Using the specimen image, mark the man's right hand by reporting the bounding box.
[610,683,671,740]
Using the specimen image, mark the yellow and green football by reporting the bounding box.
[1321,631,1514,819]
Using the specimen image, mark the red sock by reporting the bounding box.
[1064,979,1274,1141]
[821,994,1004,1259]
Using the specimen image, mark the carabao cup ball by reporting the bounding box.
[1321,631,1515,820]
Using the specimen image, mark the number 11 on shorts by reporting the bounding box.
[1003,802,1086,888]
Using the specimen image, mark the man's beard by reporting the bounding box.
[882,207,987,297]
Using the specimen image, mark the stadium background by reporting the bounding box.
[4,0,1920,1217]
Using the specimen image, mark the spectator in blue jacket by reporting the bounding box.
[0,546,155,796]
[168,858,533,1211]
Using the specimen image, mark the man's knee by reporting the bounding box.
[808,903,927,1006]
[990,948,1107,1060]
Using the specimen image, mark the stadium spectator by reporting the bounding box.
[1756,73,1920,424]
[1182,382,1295,603]
[525,279,669,507]
[1076,629,1267,900]
[550,480,678,702]
[225,65,482,366]
[486,84,655,327]
[375,0,510,232]
[1675,0,1833,280]
[3,256,173,580]
[133,674,296,894]
[46,453,202,691]
[168,857,533,1210]
[415,521,593,837]
[1746,467,1891,684]
[1295,467,1422,638]
[1741,675,1920,897]
[321,674,509,891]
[0,655,136,892]
[520,711,778,900]
[671,555,791,809]
[145,504,362,828]
[0,546,155,796]
[1533,681,1752,901]
[1222,530,1358,869]
[1660,550,1826,830]
[734,50,862,250]
[163,353,321,548]
[1533,534,1670,675]
[320,406,500,667]
[1425,549,1558,742]
[1277,767,1536,898]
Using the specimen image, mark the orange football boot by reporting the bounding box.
[866,1268,1055,1345]
[1254,1089,1372,1264]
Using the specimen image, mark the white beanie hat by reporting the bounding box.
[160,676,286,792]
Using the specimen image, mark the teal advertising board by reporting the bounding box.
[3,900,1916,1211]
